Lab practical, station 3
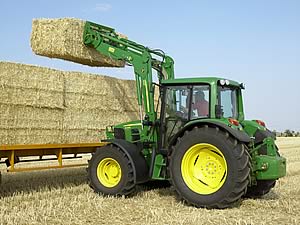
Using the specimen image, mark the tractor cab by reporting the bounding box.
[160,77,245,147]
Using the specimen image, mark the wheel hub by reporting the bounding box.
[181,143,227,194]
[97,158,122,188]
[109,165,119,177]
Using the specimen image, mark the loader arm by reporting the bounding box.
[83,21,174,127]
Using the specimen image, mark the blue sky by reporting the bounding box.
[0,0,299,131]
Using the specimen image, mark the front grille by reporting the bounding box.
[131,128,140,141]
[114,128,125,139]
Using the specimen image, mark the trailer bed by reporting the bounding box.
[0,142,108,172]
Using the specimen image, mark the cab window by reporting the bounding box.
[218,86,238,119]
[191,86,210,119]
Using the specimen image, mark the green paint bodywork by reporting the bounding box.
[84,21,286,187]
[249,137,286,182]
[242,120,266,137]
[161,77,240,86]
[106,120,142,141]
[152,154,167,180]
[185,118,243,130]
[254,155,286,180]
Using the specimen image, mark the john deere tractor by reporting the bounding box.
[84,21,286,208]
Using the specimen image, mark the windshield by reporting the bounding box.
[217,86,238,119]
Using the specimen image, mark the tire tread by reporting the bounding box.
[168,125,250,209]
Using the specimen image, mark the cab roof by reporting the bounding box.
[161,77,241,87]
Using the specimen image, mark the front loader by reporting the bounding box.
[84,21,286,208]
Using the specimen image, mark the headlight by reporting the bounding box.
[219,79,226,85]
[219,79,230,86]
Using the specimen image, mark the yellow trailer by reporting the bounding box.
[0,142,108,173]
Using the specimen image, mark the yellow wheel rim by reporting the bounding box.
[97,158,122,188]
[181,143,227,195]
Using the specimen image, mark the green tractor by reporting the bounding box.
[84,21,286,208]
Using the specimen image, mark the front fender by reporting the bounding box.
[108,139,149,184]
[241,120,275,144]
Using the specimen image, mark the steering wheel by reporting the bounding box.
[175,106,189,119]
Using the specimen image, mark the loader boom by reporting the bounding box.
[83,21,174,126]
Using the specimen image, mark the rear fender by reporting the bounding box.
[168,121,251,148]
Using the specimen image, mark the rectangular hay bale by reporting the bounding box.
[30,18,125,67]
[0,62,64,108]
[64,92,137,111]
[0,86,63,108]
[2,129,63,145]
[0,104,63,130]
[0,62,64,92]
[63,71,138,111]
[63,108,138,130]
[62,129,104,143]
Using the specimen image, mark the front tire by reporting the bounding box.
[168,125,250,208]
[245,180,276,197]
[88,145,135,196]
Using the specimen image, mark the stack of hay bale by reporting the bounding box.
[0,62,139,145]
[0,18,161,145]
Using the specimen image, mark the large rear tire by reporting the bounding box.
[168,125,250,208]
[88,145,135,196]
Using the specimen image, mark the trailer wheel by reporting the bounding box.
[168,125,250,208]
[88,145,135,196]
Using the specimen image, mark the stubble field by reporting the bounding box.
[0,137,299,225]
